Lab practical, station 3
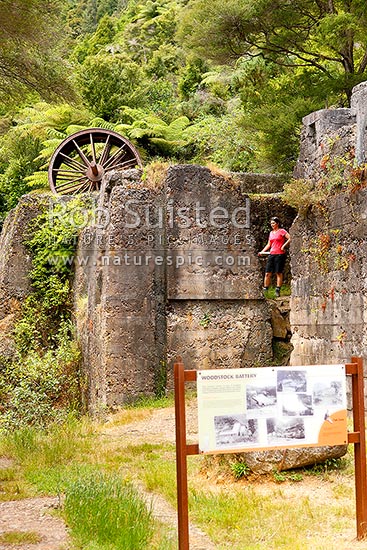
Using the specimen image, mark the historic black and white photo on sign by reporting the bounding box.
[267,417,306,443]
[280,392,314,416]
[277,370,307,392]
[214,415,259,447]
[246,385,277,414]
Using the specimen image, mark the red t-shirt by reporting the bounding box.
[269,228,287,255]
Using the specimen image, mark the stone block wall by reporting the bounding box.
[234,173,288,194]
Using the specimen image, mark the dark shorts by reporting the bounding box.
[265,253,286,274]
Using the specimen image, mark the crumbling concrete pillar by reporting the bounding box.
[351,81,367,164]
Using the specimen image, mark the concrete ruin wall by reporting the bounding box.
[74,166,296,410]
[293,81,367,182]
[290,189,367,366]
[0,195,46,360]
[293,108,356,181]
[290,81,367,408]
[74,172,167,408]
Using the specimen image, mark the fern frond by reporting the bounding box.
[46,128,67,140]
[89,118,116,130]
[66,125,89,136]
[129,127,156,139]
[165,116,191,141]
[113,124,131,136]
[25,170,49,189]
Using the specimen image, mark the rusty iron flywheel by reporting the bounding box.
[48,128,142,194]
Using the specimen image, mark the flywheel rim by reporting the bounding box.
[48,128,142,195]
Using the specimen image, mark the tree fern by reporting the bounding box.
[34,139,64,165]
[65,124,90,136]
[164,116,190,141]
[89,117,117,130]
[46,128,68,140]
[25,171,49,190]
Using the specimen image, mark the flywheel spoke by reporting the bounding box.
[103,145,126,169]
[73,140,91,167]
[59,152,86,171]
[55,176,90,192]
[98,135,111,166]
[90,133,97,164]
[104,158,138,172]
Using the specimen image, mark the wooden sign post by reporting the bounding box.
[174,357,367,549]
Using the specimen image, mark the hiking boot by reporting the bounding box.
[275,287,281,297]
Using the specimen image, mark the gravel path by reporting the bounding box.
[102,403,217,550]
[0,497,69,550]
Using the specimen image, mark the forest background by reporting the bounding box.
[1,0,367,223]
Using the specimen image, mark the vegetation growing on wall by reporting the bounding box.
[0,198,89,431]
[282,156,367,210]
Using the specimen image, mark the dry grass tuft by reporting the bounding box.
[102,408,153,428]
[0,530,42,544]
[142,161,170,189]
[206,162,240,188]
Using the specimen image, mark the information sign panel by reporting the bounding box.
[197,365,347,453]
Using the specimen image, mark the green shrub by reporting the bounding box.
[0,337,81,432]
[14,197,89,352]
[231,461,250,479]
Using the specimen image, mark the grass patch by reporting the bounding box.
[142,449,178,504]
[125,393,175,410]
[303,455,352,478]
[0,404,360,550]
[0,466,24,500]
[102,408,153,428]
[64,472,154,550]
[0,417,97,495]
[0,530,42,544]
[188,486,349,549]
[273,470,303,483]
[263,284,291,299]
[0,479,29,501]
[123,389,198,411]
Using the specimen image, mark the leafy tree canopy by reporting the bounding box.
[178,0,367,103]
[0,0,75,101]
[65,0,126,36]
[3,0,367,218]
